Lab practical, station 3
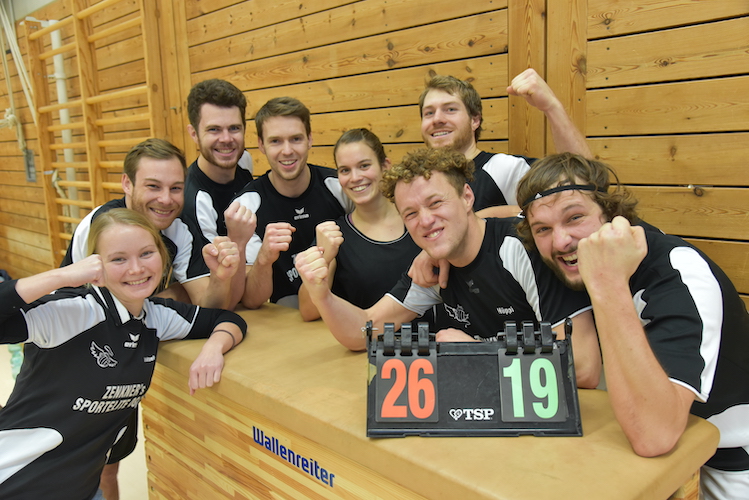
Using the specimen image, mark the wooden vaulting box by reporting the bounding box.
[1,0,747,298]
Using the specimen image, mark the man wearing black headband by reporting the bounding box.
[294,148,602,389]
[516,152,749,500]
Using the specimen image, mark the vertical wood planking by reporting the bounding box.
[546,0,587,154]
[507,0,546,156]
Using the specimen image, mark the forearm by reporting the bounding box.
[242,263,274,309]
[591,282,691,456]
[202,274,235,309]
[207,321,244,352]
[16,269,78,303]
[182,275,233,309]
[227,241,250,308]
[545,101,592,158]
[313,289,371,351]
[298,284,322,322]
[567,311,602,389]
[189,321,244,394]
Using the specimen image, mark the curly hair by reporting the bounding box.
[418,75,483,141]
[515,153,639,250]
[381,148,474,204]
[187,79,247,130]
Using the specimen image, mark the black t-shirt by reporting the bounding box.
[0,282,246,498]
[234,165,353,304]
[388,218,591,338]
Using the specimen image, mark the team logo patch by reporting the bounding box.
[444,303,470,327]
[124,333,140,349]
[91,341,118,368]
[293,207,310,220]
[466,279,480,294]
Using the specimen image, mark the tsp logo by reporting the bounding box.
[449,408,495,421]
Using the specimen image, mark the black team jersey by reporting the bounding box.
[387,218,591,338]
[0,281,246,498]
[234,165,353,305]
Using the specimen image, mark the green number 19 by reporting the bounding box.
[502,357,559,419]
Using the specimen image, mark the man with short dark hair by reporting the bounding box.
[517,152,749,499]
[182,79,257,309]
[235,97,353,309]
[295,148,601,388]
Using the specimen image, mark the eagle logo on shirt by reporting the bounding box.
[444,303,471,327]
[91,341,118,368]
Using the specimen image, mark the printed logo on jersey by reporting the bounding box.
[124,333,140,349]
[286,253,300,282]
[466,279,480,294]
[91,341,118,368]
[294,207,310,221]
[444,303,470,327]
[496,306,515,315]
[143,355,156,363]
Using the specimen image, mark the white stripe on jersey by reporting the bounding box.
[146,301,200,341]
[21,294,107,348]
[195,190,220,243]
[0,428,63,484]
[499,235,542,322]
[707,404,749,448]
[670,246,722,401]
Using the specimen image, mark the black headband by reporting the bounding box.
[521,184,607,209]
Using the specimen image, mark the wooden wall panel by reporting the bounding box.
[587,0,748,39]
[588,133,747,186]
[190,0,501,74]
[193,12,508,89]
[187,0,354,47]
[587,76,749,136]
[631,187,748,241]
[7,0,746,301]
[242,55,508,115]
[575,4,749,299]
[587,18,749,88]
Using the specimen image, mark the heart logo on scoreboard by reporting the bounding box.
[449,409,463,420]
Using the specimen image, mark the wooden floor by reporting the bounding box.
[0,346,149,500]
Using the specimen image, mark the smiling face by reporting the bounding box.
[526,189,608,290]
[97,223,163,316]
[420,89,480,156]
[335,141,390,206]
[258,115,312,187]
[394,171,475,266]
[189,103,246,173]
[122,157,185,231]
